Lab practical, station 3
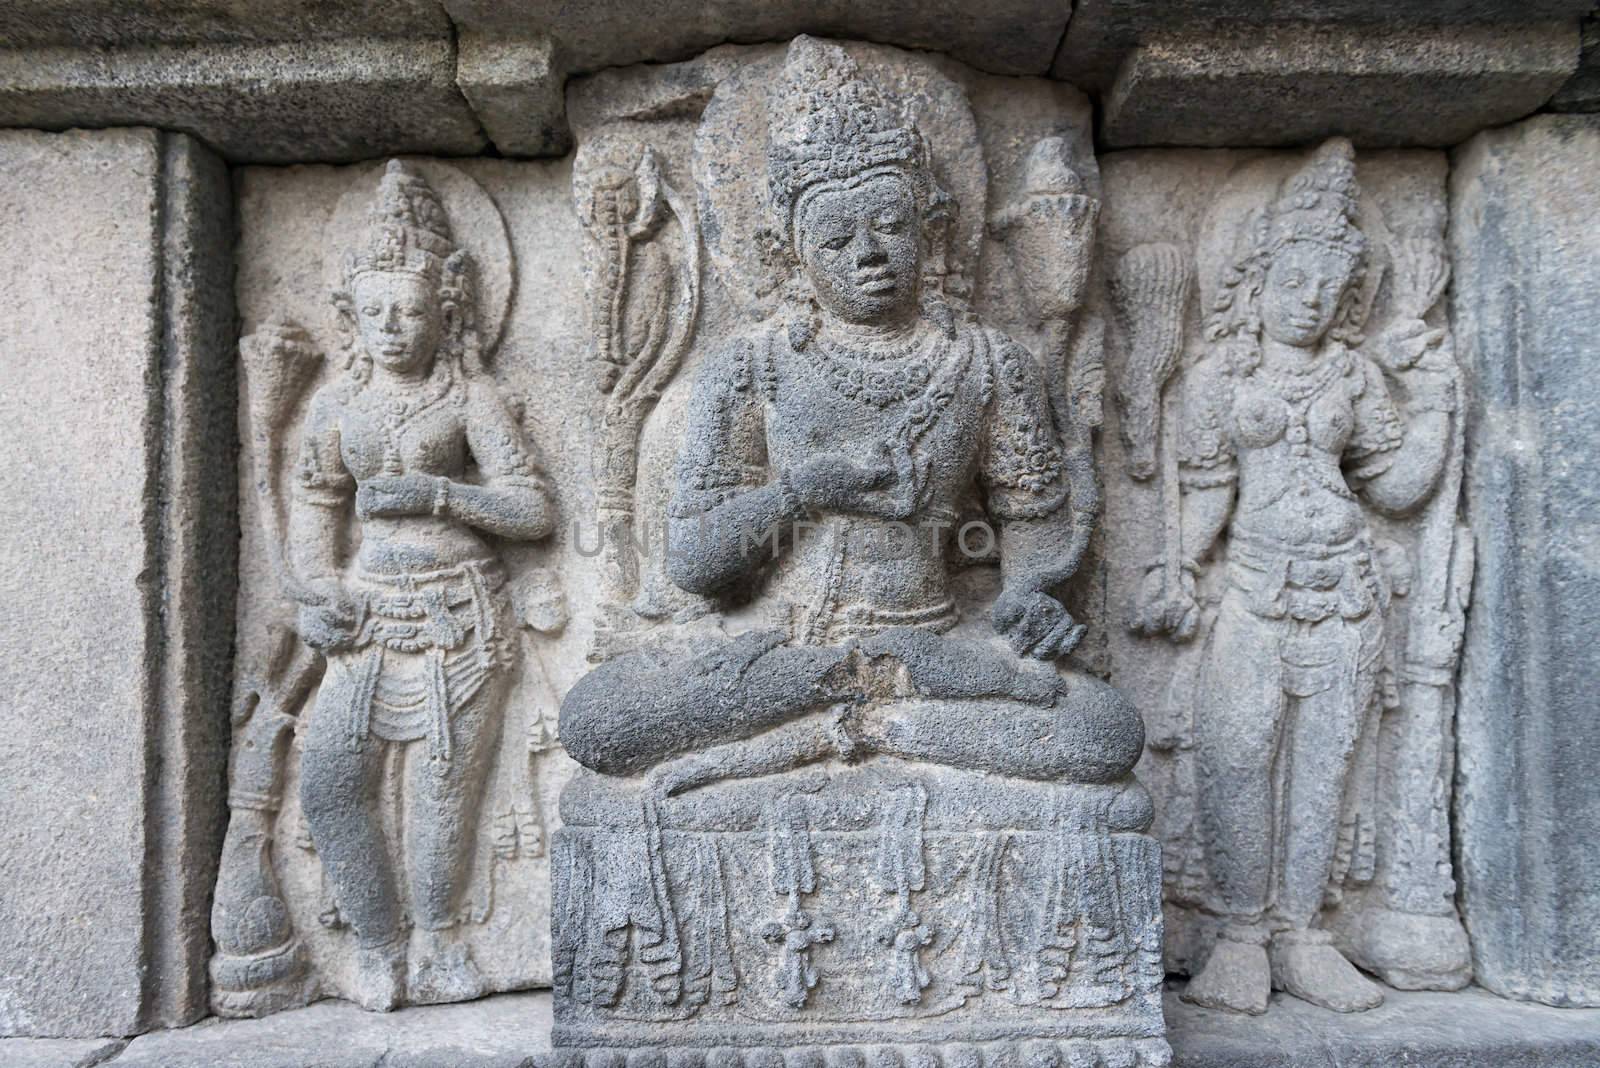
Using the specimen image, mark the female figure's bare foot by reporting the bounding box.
[351,936,406,1012]
[410,930,486,1005]
[1269,929,1384,1013]
[1181,928,1271,1015]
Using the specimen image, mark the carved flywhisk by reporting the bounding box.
[1111,243,1190,482]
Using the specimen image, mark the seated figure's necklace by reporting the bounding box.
[808,321,944,408]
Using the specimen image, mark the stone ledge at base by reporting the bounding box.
[5,987,1600,1068]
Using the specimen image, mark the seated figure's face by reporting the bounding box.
[1260,242,1354,349]
[797,172,921,326]
[353,270,445,375]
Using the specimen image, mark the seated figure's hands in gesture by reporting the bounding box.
[787,450,894,517]
[994,585,1085,660]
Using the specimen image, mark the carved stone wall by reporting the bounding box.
[2,6,1600,1065]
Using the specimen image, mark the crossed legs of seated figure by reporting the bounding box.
[299,674,502,1011]
[559,625,1145,797]
[1182,607,1385,1015]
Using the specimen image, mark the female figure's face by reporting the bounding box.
[797,172,921,326]
[1260,243,1355,349]
[353,270,444,375]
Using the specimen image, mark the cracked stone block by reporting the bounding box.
[1451,113,1600,1009]
[0,128,235,1037]
[457,34,571,158]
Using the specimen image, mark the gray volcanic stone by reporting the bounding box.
[1166,984,1600,1067]
[1098,22,1579,149]
[110,991,551,1068]
[0,128,235,1037]
[0,36,487,163]
[457,34,571,158]
[1550,14,1600,111]
[6,987,1599,1067]
[1451,114,1600,1008]
[1054,0,1595,89]
[0,0,450,48]
[444,0,1073,76]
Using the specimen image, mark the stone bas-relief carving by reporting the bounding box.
[214,159,574,1015]
[551,37,1169,1067]
[1099,141,1471,1015]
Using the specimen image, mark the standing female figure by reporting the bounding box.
[290,161,555,1010]
[1135,139,1457,1014]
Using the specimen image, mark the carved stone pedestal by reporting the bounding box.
[552,763,1170,1067]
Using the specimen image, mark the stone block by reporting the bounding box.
[443,0,1073,76]
[1549,13,1600,111]
[108,991,552,1068]
[0,128,235,1037]
[1099,23,1579,149]
[1451,114,1600,1008]
[0,36,487,163]
[0,0,450,48]
[457,34,571,159]
[1054,0,1595,89]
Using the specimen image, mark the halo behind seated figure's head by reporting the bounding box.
[334,159,484,379]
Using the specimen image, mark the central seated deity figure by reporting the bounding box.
[552,37,1168,1068]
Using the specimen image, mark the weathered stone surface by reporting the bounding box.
[444,0,1073,76]
[0,0,451,48]
[0,1037,128,1068]
[1054,0,1595,89]
[1549,13,1600,111]
[8,986,1600,1067]
[0,128,234,1037]
[1166,984,1600,1067]
[0,37,487,163]
[112,990,551,1068]
[1451,114,1600,1008]
[1096,142,1472,1013]
[457,34,571,158]
[1099,23,1580,149]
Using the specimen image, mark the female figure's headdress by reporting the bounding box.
[1206,137,1370,358]
[334,160,484,378]
[347,160,457,281]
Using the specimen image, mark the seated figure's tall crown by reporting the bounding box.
[765,35,930,243]
[348,159,457,281]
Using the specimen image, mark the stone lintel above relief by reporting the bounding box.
[1053,0,1594,90]
[443,0,1074,78]
[1096,22,1581,150]
[0,37,488,164]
